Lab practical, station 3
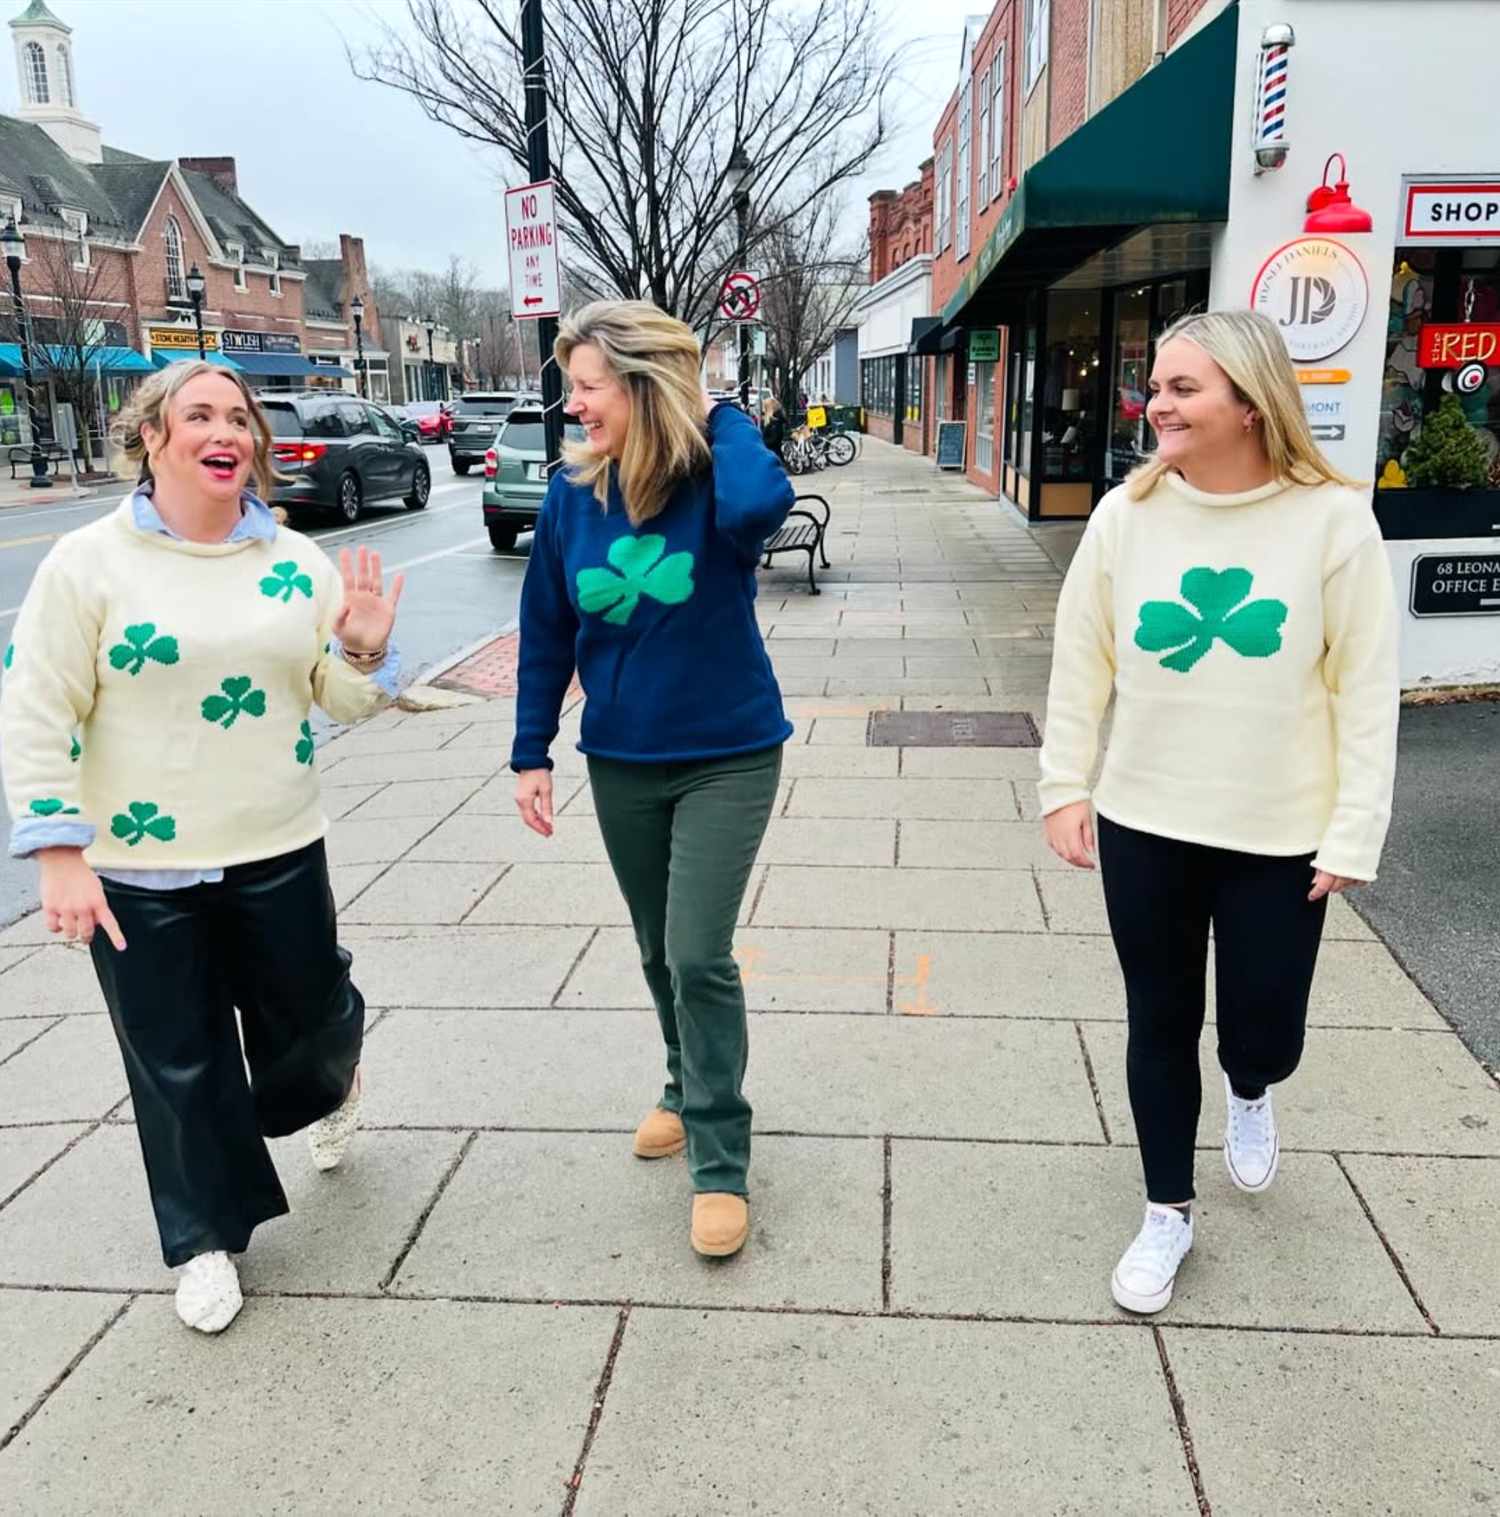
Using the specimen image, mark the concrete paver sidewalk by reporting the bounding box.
[2,438,1498,1514]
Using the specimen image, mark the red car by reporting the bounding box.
[401,401,453,441]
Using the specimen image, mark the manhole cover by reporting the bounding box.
[866,710,1040,747]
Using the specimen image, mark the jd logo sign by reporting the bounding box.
[1251,238,1369,362]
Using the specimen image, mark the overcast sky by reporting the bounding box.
[1,0,979,286]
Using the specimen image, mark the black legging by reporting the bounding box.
[1097,815,1328,1204]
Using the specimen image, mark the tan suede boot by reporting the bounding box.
[632,1107,686,1159]
[691,1193,749,1257]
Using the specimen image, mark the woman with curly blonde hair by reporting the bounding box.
[1,361,405,1334]
[512,300,795,1258]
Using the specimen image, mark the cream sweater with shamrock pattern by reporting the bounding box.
[1038,473,1400,881]
[1,500,388,870]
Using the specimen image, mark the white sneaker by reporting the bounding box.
[308,1068,362,1172]
[1223,1072,1279,1193]
[1111,1204,1194,1315]
[175,1250,243,1334]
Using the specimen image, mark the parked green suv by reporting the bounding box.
[482,407,584,551]
[448,391,521,474]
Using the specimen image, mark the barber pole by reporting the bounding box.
[1252,24,1295,173]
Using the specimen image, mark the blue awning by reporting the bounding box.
[0,343,156,375]
[151,349,245,371]
[307,363,354,379]
[229,352,325,377]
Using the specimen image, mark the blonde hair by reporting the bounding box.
[112,360,282,500]
[554,300,711,526]
[762,396,784,419]
[1128,308,1363,500]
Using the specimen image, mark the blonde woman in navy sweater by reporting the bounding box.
[512,300,794,1259]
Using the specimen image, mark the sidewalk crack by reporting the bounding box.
[380,1130,478,1291]
[881,1136,894,1312]
[1074,1022,1112,1144]
[1333,1152,1440,1335]
[0,1014,64,1072]
[551,927,601,1009]
[1030,868,1052,931]
[561,1305,632,1517]
[1153,1326,1213,1517]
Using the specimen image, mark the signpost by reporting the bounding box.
[505,180,562,320]
[1410,553,1500,617]
[719,271,761,321]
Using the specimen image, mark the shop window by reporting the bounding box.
[1106,287,1151,486]
[1040,289,1100,481]
[23,42,48,105]
[990,47,1005,200]
[906,357,925,425]
[974,360,996,474]
[1024,0,1049,96]
[1018,323,1037,474]
[1382,248,1500,490]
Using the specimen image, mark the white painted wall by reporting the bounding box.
[855,256,934,359]
[1212,0,1500,686]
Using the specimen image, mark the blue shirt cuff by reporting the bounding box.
[10,817,96,858]
[331,636,402,699]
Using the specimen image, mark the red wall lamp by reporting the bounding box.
[1305,153,1373,234]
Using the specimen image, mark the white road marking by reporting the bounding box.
[383,535,492,572]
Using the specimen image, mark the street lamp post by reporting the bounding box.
[185,263,207,360]
[424,315,437,401]
[728,146,755,414]
[1,217,52,489]
[350,294,367,398]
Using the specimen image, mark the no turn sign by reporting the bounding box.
[719,271,761,321]
[505,179,562,320]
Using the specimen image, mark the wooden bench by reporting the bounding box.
[7,444,69,480]
[761,493,831,595]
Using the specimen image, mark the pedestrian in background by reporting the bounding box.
[760,395,787,463]
[1038,308,1399,1315]
[1,362,405,1334]
[512,299,794,1259]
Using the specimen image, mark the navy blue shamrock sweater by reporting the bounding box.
[510,403,796,770]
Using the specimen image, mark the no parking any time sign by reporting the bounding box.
[505,179,561,320]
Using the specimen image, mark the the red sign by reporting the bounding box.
[1417,323,1500,369]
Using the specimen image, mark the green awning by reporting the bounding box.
[152,349,245,372]
[942,1,1238,326]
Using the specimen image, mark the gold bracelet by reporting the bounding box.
[340,644,387,672]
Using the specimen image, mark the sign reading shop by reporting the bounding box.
[1404,181,1500,242]
[1250,238,1369,362]
[220,330,301,355]
[1410,553,1500,618]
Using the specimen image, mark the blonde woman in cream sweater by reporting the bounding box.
[1039,309,1399,1316]
[1,362,404,1334]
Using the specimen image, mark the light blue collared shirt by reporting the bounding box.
[8,485,400,888]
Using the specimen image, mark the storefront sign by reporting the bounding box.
[1251,238,1369,361]
[148,326,218,352]
[1417,323,1500,369]
[220,330,301,355]
[1302,388,1348,442]
[968,330,1000,362]
[1404,183,1500,241]
[1410,553,1500,617]
[1296,367,1351,385]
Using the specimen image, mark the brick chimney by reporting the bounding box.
[868,190,897,283]
[339,234,377,342]
[179,156,239,197]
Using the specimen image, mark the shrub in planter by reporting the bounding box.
[1402,393,1490,489]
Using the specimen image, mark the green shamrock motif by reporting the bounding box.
[201,675,267,729]
[1135,567,1289,674]
[3,642,13,670]
[260,560,314,603]
[108,622,179,677]
[28,798,79,817]
[576,535,695,627]
[110,801,176,847]
[69,735,81,763]
[295,719,315,765]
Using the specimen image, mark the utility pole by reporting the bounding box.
[728,146,755,414]
[521,0,564,467]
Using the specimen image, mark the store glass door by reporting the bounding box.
[1105,288,1151,490]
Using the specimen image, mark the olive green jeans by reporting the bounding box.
[587,745,783,1196]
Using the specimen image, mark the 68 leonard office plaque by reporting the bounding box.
[1410,552,1500,617]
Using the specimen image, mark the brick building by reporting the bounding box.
[1,0,384,458]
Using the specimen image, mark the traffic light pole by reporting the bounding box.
[521,0,564,468]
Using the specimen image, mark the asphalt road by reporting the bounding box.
[0,449,530,926]
[1353,700,1500,1070]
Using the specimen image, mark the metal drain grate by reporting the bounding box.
[866,710,1041,747]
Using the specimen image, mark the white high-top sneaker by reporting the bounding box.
[1223,1071,1279,1193]
[175,1251,243,1334]
[1111,1204,1194,1315]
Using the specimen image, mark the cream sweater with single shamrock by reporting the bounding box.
[1038,472,1400,881]
[1,499,389,870]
